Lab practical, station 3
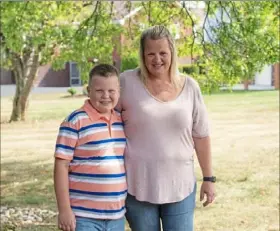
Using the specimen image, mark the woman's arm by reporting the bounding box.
[193,136,215,207]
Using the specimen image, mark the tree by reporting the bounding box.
[1,1,120,122]
[119,1,197,64]
[195,1,280,90]
[1,1,279,122]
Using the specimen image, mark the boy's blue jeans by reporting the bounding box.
[75,216,125,231]
[125,184,196,231]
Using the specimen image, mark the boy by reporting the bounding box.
[54,64,127,231]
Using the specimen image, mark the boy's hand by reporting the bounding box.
[58,209,76,231]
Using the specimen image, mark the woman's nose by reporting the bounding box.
[153,54,161,62]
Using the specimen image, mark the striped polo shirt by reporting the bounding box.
[54,99,127,219]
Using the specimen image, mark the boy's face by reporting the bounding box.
[87,75,120,115]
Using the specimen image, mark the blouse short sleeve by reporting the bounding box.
[192,81,209,138]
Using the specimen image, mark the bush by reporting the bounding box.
[179,64,200,75]
[121,53,139,72]
[67,88,77,96]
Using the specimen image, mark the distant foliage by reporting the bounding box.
[121,52,139,72]
[67,88,77,96]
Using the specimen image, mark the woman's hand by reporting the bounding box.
[58,209,76,231]
[200,181,215,207]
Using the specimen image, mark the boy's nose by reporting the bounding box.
[102,91,110,98]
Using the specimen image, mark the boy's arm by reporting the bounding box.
[54,158,71,212]
[54,158,76,231]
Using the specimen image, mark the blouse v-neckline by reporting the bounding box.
[138,75,187,104]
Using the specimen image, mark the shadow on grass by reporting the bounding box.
[1,160,56,211]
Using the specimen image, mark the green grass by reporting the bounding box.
[1,90,279,231]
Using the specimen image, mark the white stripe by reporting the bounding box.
[69,177,126,184]
[111,126,124,131]
[70,160,124,166]
[77,143,126,151]
[70,194,127,202]
[79,127,108,138]
[73,210,125,219]
[71,115,88,124]
[56,148,73,156]
[59,132,77,139]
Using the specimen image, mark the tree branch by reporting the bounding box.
[74,0,101,37]
[182,1,195,62]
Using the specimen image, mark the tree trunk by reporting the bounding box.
[10,69,23,122]
[9,49,40,122]
[243,80,250,90]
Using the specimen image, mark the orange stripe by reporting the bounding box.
[55,154,73,160]
[78,131,111,145]
[112,131,126,138]
[75,147,125,157]
[70,165,125,174]
[69,181,127,192]
[56,136,77,147]
[70,198,125,210]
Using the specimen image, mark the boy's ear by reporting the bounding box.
[87,86,90,96]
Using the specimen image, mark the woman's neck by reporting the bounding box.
[147,74,171,83]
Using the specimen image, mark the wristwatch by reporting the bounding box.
[203,176,216,183]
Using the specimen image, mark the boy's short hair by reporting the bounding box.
[89,64,119,85]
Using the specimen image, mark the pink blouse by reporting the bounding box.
[118,69,209,203]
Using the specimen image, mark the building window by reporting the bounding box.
[69,62,81,86]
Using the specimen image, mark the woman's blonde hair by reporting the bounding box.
[139,25,181,89]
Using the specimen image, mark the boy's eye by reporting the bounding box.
[109,90,115,93]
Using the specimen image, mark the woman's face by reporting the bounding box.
[144,38,172,78]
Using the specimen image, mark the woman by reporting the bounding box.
[118,25,215,231]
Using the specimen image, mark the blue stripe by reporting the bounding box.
[69,172,125,178]
[73,156,124,161]
[85,138,126,145]
[70,189,127,196]
[71,205,125,213]
[67,111,87,122]
[112,122,124,126]
[59,126,78,133]
[56,144,75,150]
[79,123,107,132]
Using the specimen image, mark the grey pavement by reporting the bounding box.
[1,85,83,97]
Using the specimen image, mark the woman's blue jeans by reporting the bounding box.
[125,184,196,231]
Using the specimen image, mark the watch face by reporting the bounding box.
[204,176,216,182]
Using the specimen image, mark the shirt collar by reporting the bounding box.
[82,99,117,122]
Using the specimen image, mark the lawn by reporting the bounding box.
[1,90,279,231]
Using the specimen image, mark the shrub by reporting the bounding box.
[67,88,77,96]
[179,64,200,75]
[121,53,139,72]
